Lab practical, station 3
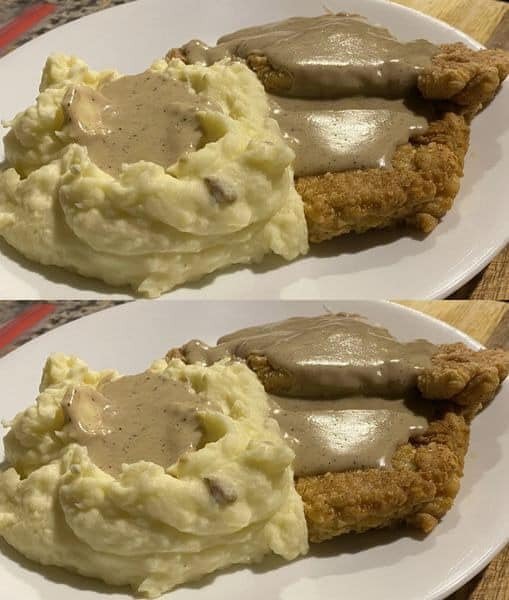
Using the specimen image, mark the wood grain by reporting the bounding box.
[487,10,509,50]
[396,300,508,344]
[450,246,509,301]
[460,10,509,301]
[487,309,509,349]
[397,300,509,600]
[393,0,507,43]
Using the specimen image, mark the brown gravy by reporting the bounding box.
[182,314,436,398]
[182,14,438,98]
[270,95,429,175]
[180,314,436,476]
[62,372,213,475]
[179,14,438,176]
[63,71,217,176]
[269,394,429,476]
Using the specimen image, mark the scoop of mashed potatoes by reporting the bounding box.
[0,354,308,597]
[0,54,308,297]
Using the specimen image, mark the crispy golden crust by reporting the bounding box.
[168,341,508,542]
[418,43,509,120]
[296,112,469,243]
[298,411,469,542]
[417,343,509,421]
[246,54,293,94]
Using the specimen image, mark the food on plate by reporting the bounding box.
[170,313,509,542]
[0,54,308,297]
[0,354,308,596]
[1,313,507,595]
[1,14,508,295]
[296,110,469,241]
[173,14,509,242]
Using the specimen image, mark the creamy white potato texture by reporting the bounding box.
[0,354,308,597]
[0,55,308,297]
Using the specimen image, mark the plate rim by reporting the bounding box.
[0,0,485,63]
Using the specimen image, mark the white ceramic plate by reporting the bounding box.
[0,0,508,299]
[0,300,508,600]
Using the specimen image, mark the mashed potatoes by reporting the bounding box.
[0,354,308,596]
[0,55,308,296]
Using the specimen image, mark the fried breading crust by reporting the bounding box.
[297,411,469,542]
[296,112,469,243]
[418,343,509,421]
[418,43,509,120]
[168,342,508,542]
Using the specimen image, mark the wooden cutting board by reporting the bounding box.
[398,300,509,600]
[398,300,509,347]
[394,0,508,44]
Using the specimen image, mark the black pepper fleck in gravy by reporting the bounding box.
[63,71,219,176]
[62,372,215,475]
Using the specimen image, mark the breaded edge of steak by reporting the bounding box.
[295,111,469,243]
[417,343,509,420]
[417,43,509,121]
[297,410,469,542]
[166,343,509,543]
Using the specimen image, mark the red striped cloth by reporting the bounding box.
[0,303,56,350]
[0,3,56,51]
